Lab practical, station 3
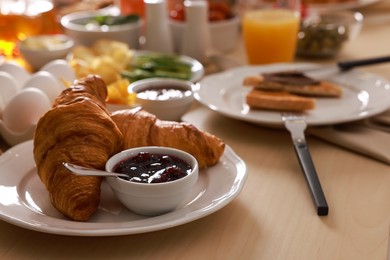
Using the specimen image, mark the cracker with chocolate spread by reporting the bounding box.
[243,71,342,97]
[243,71,342,111]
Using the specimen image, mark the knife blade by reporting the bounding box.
[337,55,390,71]
[303,55,390,76]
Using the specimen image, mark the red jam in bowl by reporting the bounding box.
[113,152,192,183]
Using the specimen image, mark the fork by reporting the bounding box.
[281,112,329,216]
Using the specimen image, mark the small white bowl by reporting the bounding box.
[105,146,199,216]
[61,11,142,48]
[128,78,195,121]
[170,15,240,53]
[18,34,74,70]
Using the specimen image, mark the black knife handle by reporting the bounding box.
[338,56,390,71]
[293,143,329,216]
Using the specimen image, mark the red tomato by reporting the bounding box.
[169,4,185,21]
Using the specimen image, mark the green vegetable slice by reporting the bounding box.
[122,53,193,82]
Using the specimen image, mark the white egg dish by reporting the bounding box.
[0,60,76,146]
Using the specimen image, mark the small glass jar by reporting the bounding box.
[296,11,363,58]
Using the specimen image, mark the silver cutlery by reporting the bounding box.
[281,113,329,216]
[303,55,390,75]
[63,162,128,178]
[336,55,390,71]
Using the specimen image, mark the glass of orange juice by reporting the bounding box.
[242,0,301,64]
[0,0,59,66]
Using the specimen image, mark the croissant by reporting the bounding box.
[33,75,122,221]
[111,107,225,169]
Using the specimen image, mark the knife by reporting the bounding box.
[337,55,390,71]
[304,55,390,74]
[282,113,329,216]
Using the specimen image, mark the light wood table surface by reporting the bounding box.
[0,1,389,259]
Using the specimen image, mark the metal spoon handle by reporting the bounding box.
[63,162,128,178]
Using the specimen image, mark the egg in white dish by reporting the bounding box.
[0,62,31,88]
[0,71,19,111]
[0,61,74,145]
[23,71,65,102]
[41,59,76,87]
[0,88,51,146]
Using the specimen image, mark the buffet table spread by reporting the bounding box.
[0,0,389,259]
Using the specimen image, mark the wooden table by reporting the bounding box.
[0,1,389,259]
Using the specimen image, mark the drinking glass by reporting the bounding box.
[0,0,58,62]
[242,0,301,64]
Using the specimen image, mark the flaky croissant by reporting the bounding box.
[111,107,225,169]
[33,75,122,221]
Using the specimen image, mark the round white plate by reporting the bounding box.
[194,63,390,127]
[309,0,381,11]
[0,141,246,236]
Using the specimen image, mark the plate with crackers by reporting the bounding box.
[194,63,390,126]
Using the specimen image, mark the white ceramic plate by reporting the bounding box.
[309,0,381,11]
[0,141,246,236]
[194,63,390,127]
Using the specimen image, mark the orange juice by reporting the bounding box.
[242,9,300,64]
[0,0,59,61]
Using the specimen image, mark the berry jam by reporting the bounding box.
[113,152,192,183]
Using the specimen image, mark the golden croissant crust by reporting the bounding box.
[34,75,225,221]
[111,108,225,169]
[33,75,122,221]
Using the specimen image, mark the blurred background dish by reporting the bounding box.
[18,34,74,71]
[122,51,205,83]
[170,15,240,53]
[54,0,115,16]
[0,0,61,70]
[68,41,204,108]
[296,10,363,58]
[169,0,239,53]
[307,0,381,11]
[60,11,142,49]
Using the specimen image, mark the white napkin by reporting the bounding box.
[308,110,390,165]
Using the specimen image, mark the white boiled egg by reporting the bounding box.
[0,61,30,89]
[23,71,64,102]
[2,88,51,133]
[41,59,76,87]
[0,71,19,111]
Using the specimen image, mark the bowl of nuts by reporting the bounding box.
[296,10,363,58]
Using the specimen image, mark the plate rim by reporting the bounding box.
[0,140,247,236]
[194,63,390,127]
[308,0,381,11]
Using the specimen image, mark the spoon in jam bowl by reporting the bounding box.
[62,162,128,178]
